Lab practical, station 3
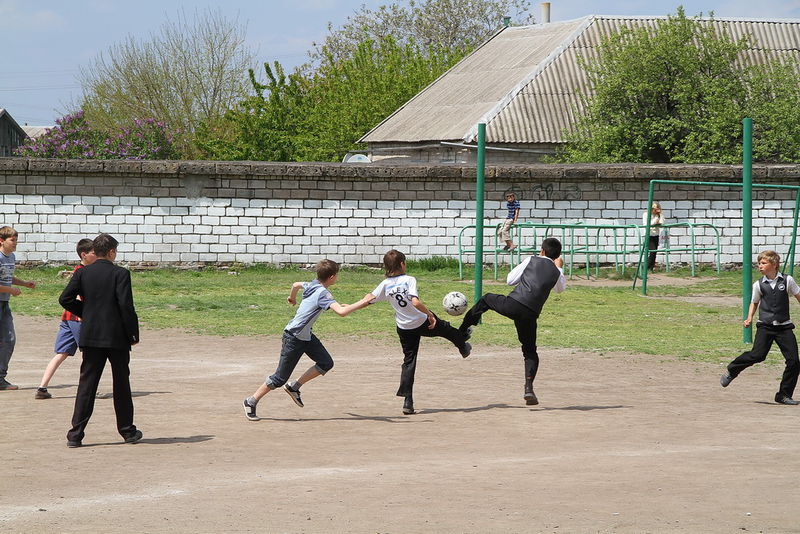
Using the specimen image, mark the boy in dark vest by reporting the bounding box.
[458,237,566,405]
[721,250,800,405]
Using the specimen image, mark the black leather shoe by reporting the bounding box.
[124,430,143,444]
[402,397,415,415]
[775,395,800,405]
[524,383,538,406]
[67,440,82,448]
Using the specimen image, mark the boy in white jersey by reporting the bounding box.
[242,259,371,420]
[721,250,800,405]
[367,250,471,415]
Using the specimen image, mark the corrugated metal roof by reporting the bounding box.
[361,15,800,145]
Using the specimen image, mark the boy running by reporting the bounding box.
[243,259,371,420]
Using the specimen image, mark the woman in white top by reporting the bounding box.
[643,201,666,271]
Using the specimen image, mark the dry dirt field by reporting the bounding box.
[2,313,799,533]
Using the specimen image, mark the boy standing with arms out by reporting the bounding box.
[243,259,371,420]
[499,191,520,251]
[459,237,566,406]
[0,226,36,391]
[721,250,800,405]
[368,250,471,415]
[36,239,96,399]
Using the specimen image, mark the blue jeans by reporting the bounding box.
[0,301,15,379]
[266,331,333,389]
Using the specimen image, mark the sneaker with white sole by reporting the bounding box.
[242,398,259,420]
[284,383,304,407]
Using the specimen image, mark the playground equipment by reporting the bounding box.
[457,220,722,281]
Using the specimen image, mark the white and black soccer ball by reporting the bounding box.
[442,291,468,316]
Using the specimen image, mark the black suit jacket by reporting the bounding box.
[59,259,139,350]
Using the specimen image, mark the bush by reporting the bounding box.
[16,110,179,159]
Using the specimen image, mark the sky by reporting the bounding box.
[2,0,799,126]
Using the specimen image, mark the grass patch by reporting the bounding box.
[12,264,760,362]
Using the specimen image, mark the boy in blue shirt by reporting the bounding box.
[0,226,36,391]
[243,259,372,420]
[499,192,520,251]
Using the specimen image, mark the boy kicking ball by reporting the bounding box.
[242,259,371,420]
[721,250,800,405]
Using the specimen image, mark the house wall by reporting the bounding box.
[0,158,798,268]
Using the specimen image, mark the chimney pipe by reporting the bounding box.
[541,2,551,23]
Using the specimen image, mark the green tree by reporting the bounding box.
[78,9,254,158]
[310,0,533,67]
[198,36,461,162]
[558,8,800,163]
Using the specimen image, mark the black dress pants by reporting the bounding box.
[648,235,659,270]
[67,347,137,443]
[396,314,466,398]
[460,293,540,382]
[728,325,800,398]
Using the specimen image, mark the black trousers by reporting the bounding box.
[728,325,800,398]
[67,347,137,443]
[396,314,466,398]
[648,235,659,270]
[460,293,540,382]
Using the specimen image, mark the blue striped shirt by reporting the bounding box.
[506,200,520,219]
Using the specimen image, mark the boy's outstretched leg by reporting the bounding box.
[515,318,540,405]
[423,313,471,358]
[774,329,800,404]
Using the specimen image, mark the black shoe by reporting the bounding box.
[67,440,82,448]
[720,371,734,387]
[403,397,415,415]
[284,383,304,408]
[524,383,538,406]
[243,398,258,421]
[775,395,800,405]
[123,430,143,444]
[0,378,19,390]
[35,387,52,399]
[459,342,472,358]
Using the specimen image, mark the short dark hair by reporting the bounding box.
[92,233,119,257]
[315,259,340,281]
[542,237,562,259]
[76,238,93,258]
[383,249,405,277]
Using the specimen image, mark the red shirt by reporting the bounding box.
[61,264,84,322]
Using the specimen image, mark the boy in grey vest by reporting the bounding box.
[721,250,800,405]
[459,237,566,405]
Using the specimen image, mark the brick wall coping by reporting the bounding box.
[1,158,799,180]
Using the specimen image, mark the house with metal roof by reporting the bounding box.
[0,109,28,157]
[359,15,800,164]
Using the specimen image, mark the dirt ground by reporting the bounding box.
[2,313,800,533]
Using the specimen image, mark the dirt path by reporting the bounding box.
[2,314,798,533]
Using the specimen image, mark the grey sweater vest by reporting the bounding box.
[508,256,561,317]
[758,276,791,325]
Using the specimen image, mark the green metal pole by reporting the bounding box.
[788,194,800,278]
[639,183,655,295]
[743,118,753,344]
[474,123,486,304]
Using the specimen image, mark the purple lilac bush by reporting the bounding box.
[15,111,179,159]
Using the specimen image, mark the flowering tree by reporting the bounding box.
[15,111,178,159]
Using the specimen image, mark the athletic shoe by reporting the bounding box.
[775,395,800,405]
[459,342,472,358]
[0,378,18,390]
[67,440,82,448]
[720,371,734,387]
[524,384,539,406]
[124,430,143,444]
[284,383,304,408]
[403,396,415,415]
[35,388,52,399]
[243,398,258,421]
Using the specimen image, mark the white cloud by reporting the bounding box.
[0,0,66,30]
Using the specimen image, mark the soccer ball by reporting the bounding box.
[442,291,468,316]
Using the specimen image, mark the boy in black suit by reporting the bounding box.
[59,233,142,447]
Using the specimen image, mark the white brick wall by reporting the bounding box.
[3,191,798,267]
